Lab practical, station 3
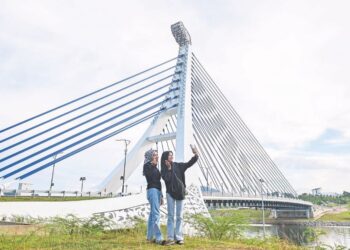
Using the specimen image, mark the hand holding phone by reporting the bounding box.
[190,144,198,155]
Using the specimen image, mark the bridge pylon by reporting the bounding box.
[98,22,202,193]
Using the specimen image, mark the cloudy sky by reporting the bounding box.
[1,0,349,194]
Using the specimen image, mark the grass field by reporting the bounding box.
[0,231,298,250]
[317,210,350,222]
[209,208,271,223]
[0,210,302,250]
[0,224,301,250]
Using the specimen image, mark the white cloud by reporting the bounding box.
[270,149,350,194]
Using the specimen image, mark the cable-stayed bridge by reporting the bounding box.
[0,22,312,220]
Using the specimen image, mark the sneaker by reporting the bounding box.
[176,240,184,245]
[163,240,175,246]
[156,240,169,245]
[147,239,156,243]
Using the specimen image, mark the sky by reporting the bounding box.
[0,0,349,194]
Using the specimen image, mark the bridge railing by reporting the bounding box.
[202,191,313,208]
[202,190,299,201]
[0,188,138,198]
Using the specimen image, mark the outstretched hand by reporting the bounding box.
[191,145,199,156]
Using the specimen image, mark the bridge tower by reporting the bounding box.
[98,22,202,192]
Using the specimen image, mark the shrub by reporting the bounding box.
[45,214,116,236]
[191,213,247,240]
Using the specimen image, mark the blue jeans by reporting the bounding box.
[147,188,163,242]
[166,192,184,241]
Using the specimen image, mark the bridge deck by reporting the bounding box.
[202,192,312,210]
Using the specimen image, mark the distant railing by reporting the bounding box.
[202,191,299,201]
[202,191,314,207]
[0,188,140,198]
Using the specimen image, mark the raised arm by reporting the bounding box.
[180,154,199,172]
[179,145,199,172]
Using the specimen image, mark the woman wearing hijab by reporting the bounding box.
[161,146,199,245]
[143,149,167,245]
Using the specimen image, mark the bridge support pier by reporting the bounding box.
[271,209,314,219]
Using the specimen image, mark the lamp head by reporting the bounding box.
[171,21,192,47]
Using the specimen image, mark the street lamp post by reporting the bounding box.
[203,166,210,193]
[206,167,209,193]
[116,139,131,194]
[259,178,266,239]
[49,151,64,197]
[80,177,86,196]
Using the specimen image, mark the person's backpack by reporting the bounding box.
[169,169,186,200]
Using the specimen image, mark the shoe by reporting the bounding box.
[162,240,175,246]
[176,240,184,245]
[147,239,156,243]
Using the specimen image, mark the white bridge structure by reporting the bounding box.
[0,22,312,223]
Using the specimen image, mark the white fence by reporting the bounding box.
[0,188,137,198]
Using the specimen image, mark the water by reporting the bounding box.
[246,224,350,248]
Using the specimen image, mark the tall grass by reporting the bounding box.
[0,212,311,249]
[0,215,143,250]
[191,213,247,240]
[318,210,350,222]
[45,214,116,235]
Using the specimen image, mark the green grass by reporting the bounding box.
[317,210,350,222]
[0,214,302,250]
[0,225,302,250]
[0,196,107,202]
[209,208,271,223]
[0,231,303,250]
